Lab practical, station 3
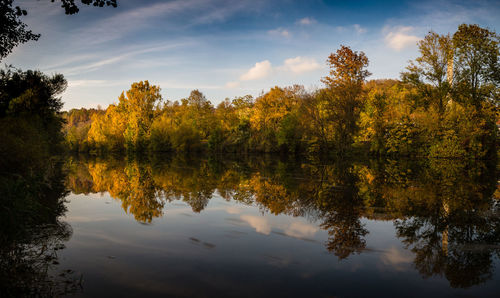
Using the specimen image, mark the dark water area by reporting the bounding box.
[2,155,500,297]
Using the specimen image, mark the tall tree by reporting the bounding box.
[401,31,453,115]
[322,45,371,153]
[184,89,214,139]
[118,81,162,151]
[452,24,499,108]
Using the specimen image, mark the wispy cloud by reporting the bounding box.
[69,80,114,87]
[336,24,367,34]
[268,27,291,38]
[405,0,500,30]
[73,0,195,45]
[74,0,267,45]
[384,26,420,51]
[297,17,316,25]
[51,42,193,75]
[225,81,240,88]
[354,24,367,34]
[42,54,98,73]
[190,0,265,25]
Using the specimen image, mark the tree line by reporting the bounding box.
[64,24,499,159]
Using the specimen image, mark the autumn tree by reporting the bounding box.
[321,45,371,153]
[183,89,214,139]
[87,104,126,152]
[64,107,104,152]
[86,81,162,152]
[227,95,254,152]
[250,86,303,152]
[119,81,162,151]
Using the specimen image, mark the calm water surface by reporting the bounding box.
[20,157,500,296]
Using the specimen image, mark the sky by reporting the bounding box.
[4,0,500,110]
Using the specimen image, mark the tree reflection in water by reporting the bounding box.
[0,158,78,296]
[66,154,499,288]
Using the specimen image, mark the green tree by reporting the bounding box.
[452,24,499,108]
[401,31,453,116]
[0,67,67,159]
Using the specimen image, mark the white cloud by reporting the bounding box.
[336,24,367,34]
[240,60,272,81]
[235,56,319,85]
[284,221,318,239]
[268,28,291,38]
[297,17,316,25]
[384,26,421,51]
[354,24,367,34]
[381,246,413,271]
[335,26,347,32]
[282,56,321,74]
[240,215,271,235]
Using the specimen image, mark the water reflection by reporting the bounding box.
[66,155,500,289]
[0,158,77,296]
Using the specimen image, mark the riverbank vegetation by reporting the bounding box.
[0,68,74,296]
[0,67,68,232]
[63,24,498,159]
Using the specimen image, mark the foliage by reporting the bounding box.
[64,107,104,152]
[64,24,498,159]
[452,24,499,108]
[120,81,162,151]
[0,0,39,59]
[0,67,67,162]
[86,81,162,153]
[321,45,371,153]
[401,31,453,115]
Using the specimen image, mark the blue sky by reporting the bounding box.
[4,0,500,110]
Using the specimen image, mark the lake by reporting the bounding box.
[3,155,500,297]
